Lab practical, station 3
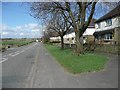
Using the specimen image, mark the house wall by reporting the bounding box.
[114,27,120,45]
[83,28,95,36]
[63,28,95,44]
[64,32,75,44]
[50,36,61,42]
[95,16,120,32]
[50,28,95,45]
[94,16,120,45]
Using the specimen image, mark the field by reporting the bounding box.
[45,44,108,74]
[0,39,36,51]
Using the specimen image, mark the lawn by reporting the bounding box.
[45,44,108,74]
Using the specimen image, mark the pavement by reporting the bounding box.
[1,42,118,88]
[27,42,118,88]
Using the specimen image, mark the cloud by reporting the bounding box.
[20,33,25,36]
[24,23,39,30]
[1,24,16,33]
[0,24,8,31]
[1,23,43,38]
[31,29,40,32]
[2,32,9,35]
[15,26,22,30]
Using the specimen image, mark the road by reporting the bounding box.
[1,42,118,88]
[2,42,39,88]
[31,43,118,88]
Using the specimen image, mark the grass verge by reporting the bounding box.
[45,44,108,74]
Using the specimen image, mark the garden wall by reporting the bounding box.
[94,44,119,54]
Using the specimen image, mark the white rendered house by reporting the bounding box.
[63,19,95,45]
[94,5,120,45]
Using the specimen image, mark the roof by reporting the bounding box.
[49,19,96,37]
[93,29,114,36]
[95,5,120,23]
[88,19,96,27]
[67,19,96,35]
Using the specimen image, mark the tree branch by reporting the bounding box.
[85,2,92,8]
[85,2,97,29]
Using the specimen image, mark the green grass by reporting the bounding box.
[2,40,33,46]
[45,44,108,74]
[0,40,34,51]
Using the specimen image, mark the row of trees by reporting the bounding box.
[30,1,119,56]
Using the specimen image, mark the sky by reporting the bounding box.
[1,2,117,38]
[1,2,44,38]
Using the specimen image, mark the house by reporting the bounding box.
[49,19,96,46]
[94,5,120,45]
[63,28,75,45]
[64,19,96,45]
[50,36,61,43]
[49,31,60,43]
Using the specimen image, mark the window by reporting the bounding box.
[97,23,101,28]
[67,38,69,41]
[95,35,100,40]
[72,38,74,40]
[104,33,112,40]
[106,19,112,26]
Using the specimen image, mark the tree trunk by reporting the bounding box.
[75,32,84,56]
[60,36,64,50]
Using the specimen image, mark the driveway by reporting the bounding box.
[27,42,118,88]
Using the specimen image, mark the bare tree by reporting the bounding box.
[47,14,71,49]
[30,1,119,55]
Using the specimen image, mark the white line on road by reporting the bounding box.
[10,53,20,56]
[1,43,38,63]
[20,50,25,53]
[8,53,15,56]
[0,58,8,63]
[14,51,20,53]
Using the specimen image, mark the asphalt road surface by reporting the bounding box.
[2,42,39,88]
[30,43,118,88]
[1,42,118,88]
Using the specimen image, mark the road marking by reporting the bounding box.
[8,53,14,56]
[8,53,13,56]
[10,53,20,56]
[14,51,20,53]
[20,50,25,53]
[0,58,8,63]
[1,43,38,63]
